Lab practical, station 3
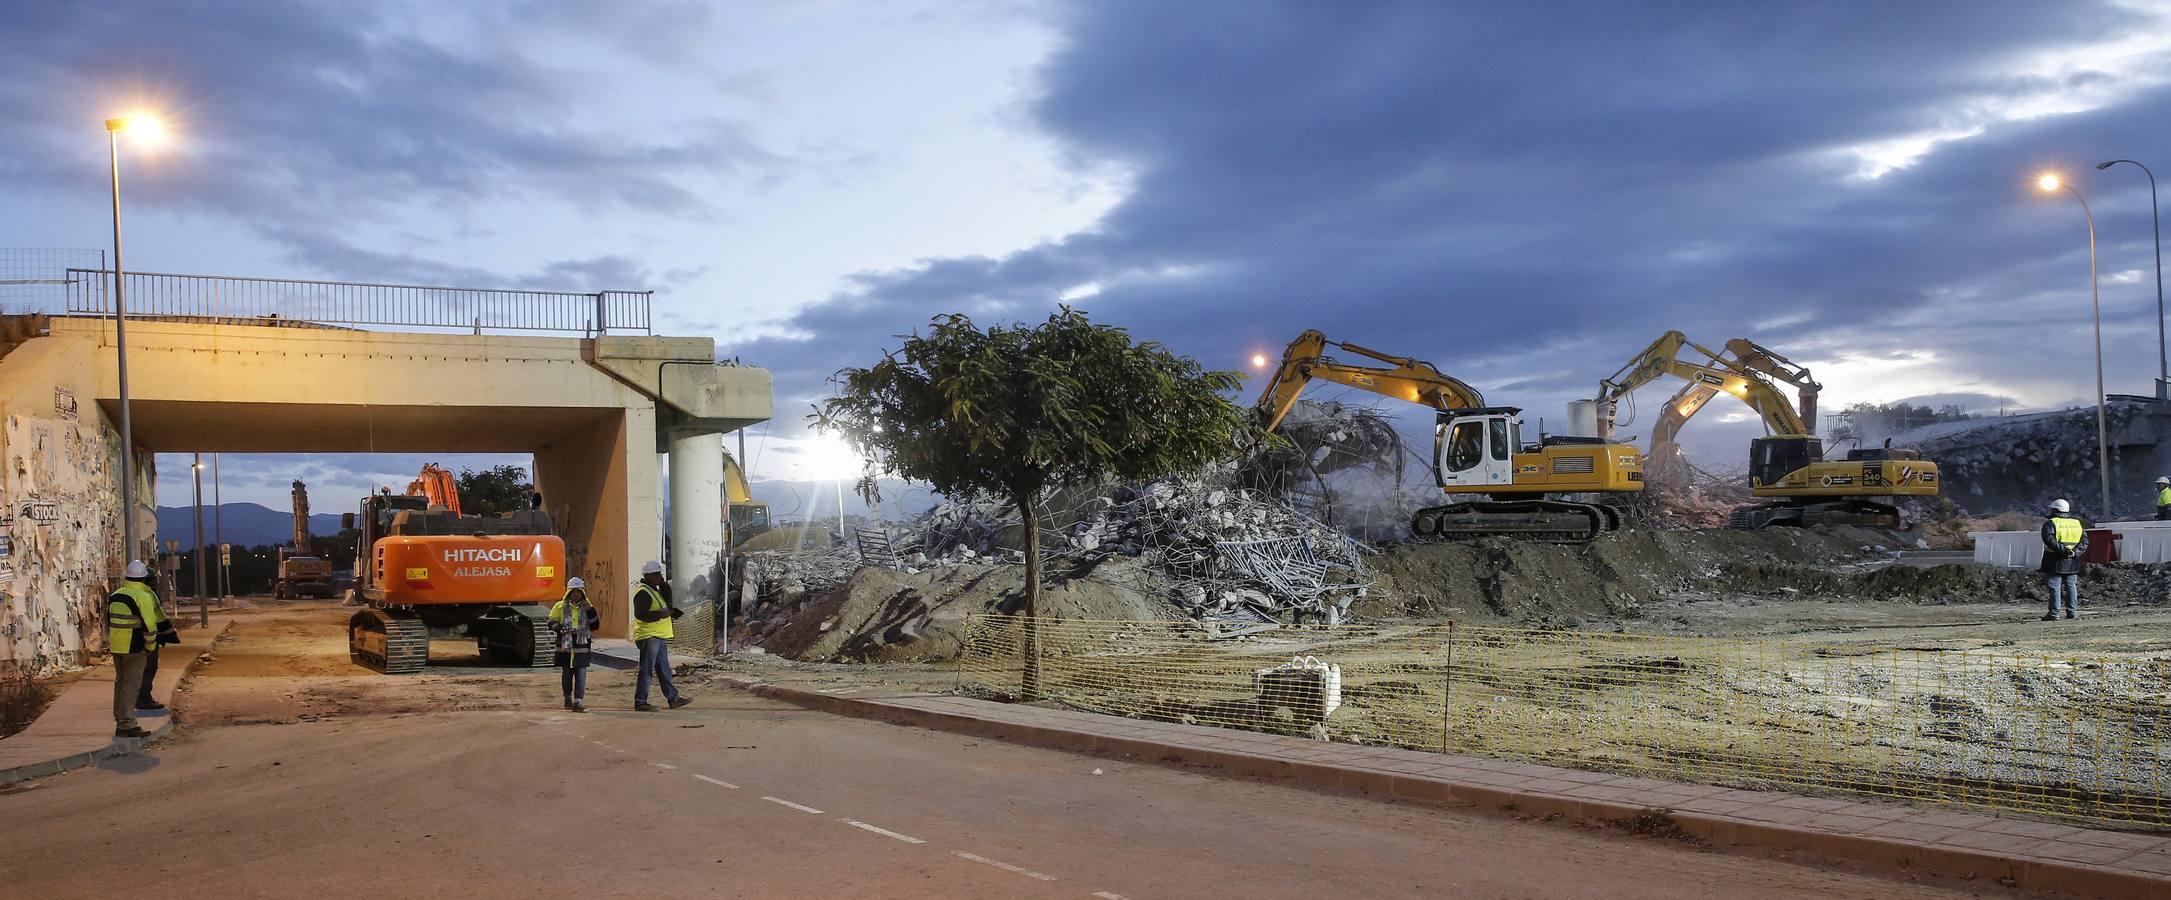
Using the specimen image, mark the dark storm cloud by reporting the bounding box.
[0,0,774,265]
[736,0,2171,449]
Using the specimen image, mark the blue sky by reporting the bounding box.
[9,1,2171,511]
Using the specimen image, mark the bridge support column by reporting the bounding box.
[666,430,725,651]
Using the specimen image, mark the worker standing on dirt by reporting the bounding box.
[107,561,175,739]
[2040,499,2089,621]
[2154,476,2171,520]
[631,560,690,712]
[549,577,600,712]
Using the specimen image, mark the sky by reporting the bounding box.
[8,1,2171,512]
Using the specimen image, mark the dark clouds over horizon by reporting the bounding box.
[14,2,2171,506]
[735,1,2171,450]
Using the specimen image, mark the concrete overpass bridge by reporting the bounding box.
[0,270,770,670]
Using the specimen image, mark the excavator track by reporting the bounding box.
[478,605,556,668]
[1729,499,1900,531]
[349,608,429,675]
[1411,500,1617,544]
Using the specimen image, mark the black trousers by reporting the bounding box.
[136,644,160,705]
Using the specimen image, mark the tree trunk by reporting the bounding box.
[1019,492,1042,700]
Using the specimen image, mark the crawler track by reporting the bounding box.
[349,608,429,674]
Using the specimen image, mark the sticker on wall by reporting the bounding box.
[53,386,78,421]
[18,501,58,526]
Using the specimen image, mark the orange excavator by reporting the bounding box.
[345,464,566,674]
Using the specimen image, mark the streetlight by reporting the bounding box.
[2096,159,2166,400]
[104,112,163,570]
[2038,173,2115,519]
[191,453,207,626]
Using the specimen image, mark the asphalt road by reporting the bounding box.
[0,607,2025,899]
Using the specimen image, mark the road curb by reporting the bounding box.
[0,619,235,788]
[714,675,2169,900]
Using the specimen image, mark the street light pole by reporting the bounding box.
[2097,159,2167,400]
[213,452,226,599]
[105,118,138,569]
[2042,174,2116,519]
[192,453,208,626]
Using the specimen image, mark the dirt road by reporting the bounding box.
[0,605,2035,899]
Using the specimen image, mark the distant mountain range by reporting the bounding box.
[154,502,344,548]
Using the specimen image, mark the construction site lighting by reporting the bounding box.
[106,113,166,145]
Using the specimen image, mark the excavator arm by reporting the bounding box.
[406,463,463,516]
[1596,330,1811,440]
[1254,330,1487,429]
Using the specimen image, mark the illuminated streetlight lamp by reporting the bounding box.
[2038,173,2115,518]
[2096,159,2167,400]
[1251,353,1268,369]
[104,113,162,569]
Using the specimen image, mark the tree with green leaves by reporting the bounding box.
[457,464,534,517]
[816,307,1248,696]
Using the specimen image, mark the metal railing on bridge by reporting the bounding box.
[63,268,651,335]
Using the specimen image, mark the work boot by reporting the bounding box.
[634,702,660,712]
[668,696,692,709]
[2041,614,2058,621]
[570,702,587,713]
[562,697,574,711]
[2064,611,2077,619]
[114,726,150,739]
[136,700,166,712]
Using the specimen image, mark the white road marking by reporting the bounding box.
[1093,892,1130,899]
[842,819,925,844]
[815,687,860,695]
[762,796,825,814]
[954,852,1057,882]
[591,740,605,745]
[653,762,677,770]
[692,775,739,789]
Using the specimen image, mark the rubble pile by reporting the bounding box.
[895,464,1373,623]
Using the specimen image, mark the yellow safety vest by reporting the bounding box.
[631,583,674,642]
[2157,487,2170,508]
[106,581,163,654]
[2051,516,2085,548]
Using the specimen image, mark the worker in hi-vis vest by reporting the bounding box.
[2154,476,2171,520]
[2039,499,2089,621]
[107,560,176,739]
[548,577,599,713]
[630,560,690,712]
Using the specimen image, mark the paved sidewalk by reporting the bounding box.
[714,673,2171,900]
[0,617,232,786]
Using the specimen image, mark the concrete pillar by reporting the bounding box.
[533,407,657,638]
[666,430,725,650]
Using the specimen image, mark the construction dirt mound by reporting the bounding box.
[743,555,1186,664]
[1364,524,2171,625]
[739,522,2171,661]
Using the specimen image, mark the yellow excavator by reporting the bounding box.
[722,451,770,547]
[1595,331,1940,529]
[1257,330,1645,542]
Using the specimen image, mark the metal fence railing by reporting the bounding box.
[0,249,104,315]
[960,614,2171,829]
[62,268,651,335]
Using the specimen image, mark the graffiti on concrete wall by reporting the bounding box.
[0,412,126,673]
[53,386,76,422]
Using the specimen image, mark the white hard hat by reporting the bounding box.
[566,577,585,590]
[124,559,149,579]
[2050,498,2071,513]
[641,559,665,575]
[2157,476,2169,485]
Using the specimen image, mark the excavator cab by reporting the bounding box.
[1748,435,1821,488]
[1433,409,1522,489]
